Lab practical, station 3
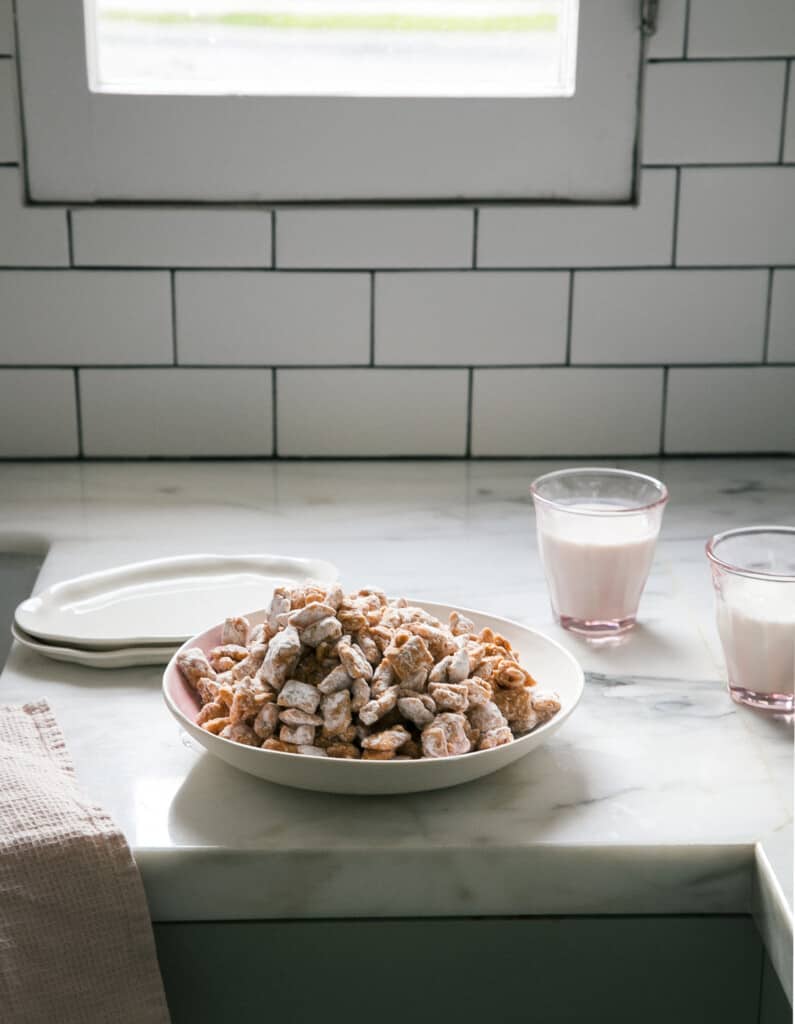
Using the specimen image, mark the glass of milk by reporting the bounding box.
[530,468,668,640]
[706,526,795,712]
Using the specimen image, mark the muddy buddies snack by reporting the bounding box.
[177,585,561,760]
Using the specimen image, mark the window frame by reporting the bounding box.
[16,0,645,204]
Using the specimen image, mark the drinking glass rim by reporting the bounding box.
[706,525,795,582]
[529,467,669,516]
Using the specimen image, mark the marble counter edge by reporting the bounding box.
[755,839,794,1003]
[136,842,756,922]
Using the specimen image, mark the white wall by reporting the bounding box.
[0,0,793,458]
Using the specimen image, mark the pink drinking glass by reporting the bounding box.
[706,526,795,713]
[530,468,668,640]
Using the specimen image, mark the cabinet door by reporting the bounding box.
[760,954,792,1024]
[154,915,763,1023]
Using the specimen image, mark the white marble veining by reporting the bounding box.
[0,458,792,995]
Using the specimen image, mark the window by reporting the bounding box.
[89,0,579,99]
[17,0,643,202]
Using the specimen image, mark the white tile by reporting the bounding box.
[277,369,468,456]
[665,368,795,453]
[0,370,78,456]
[0,1,14,54]
[276,208,473,268]
[784,63,794,163]
[677,168,795,266]
[647,0,687,58]
[375,272,568,365]
[0,271,172,365]
[644,62,786,164]
[80,369,272,456]
[0,167,69,266]
[478,171,675,268]
[688,0,795,57]
[768,270,795,363]
[176,272,369,365]
[571,270,768,364]
[72,208,272,267]
[0,60,17,162]
[471,368,663,456]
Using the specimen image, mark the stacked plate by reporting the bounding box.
[13,553,338,669]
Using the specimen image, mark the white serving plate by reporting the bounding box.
[11,622,176,669]
[163,601,584,796]
[15,553,338,650]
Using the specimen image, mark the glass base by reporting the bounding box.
[729,685,795,713]
[556,613,637,643]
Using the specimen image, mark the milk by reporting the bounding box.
[717,586,795,695]
[537,504,659,624]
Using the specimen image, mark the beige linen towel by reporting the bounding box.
[0,701,171,1024]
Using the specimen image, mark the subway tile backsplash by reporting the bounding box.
[570,270,768,365]
[277,369,468,457]
[0,271,172,365]
[768,271,795,363]
[0,370,78,457]
[276,208,473,269]
[785,82,795,163]
[665,368,795,454]
[471,369,664,457]
[375,272,569,365]
[477,169,675,269]
[0,60,17,162]
[175,272,370,365]
[72,209,272,268]
[646,0,687,59]
[80,369,273,457]
[0,168,69,267]
[677,167,795,267]
[0,5,793,459]
[687,0,795,57]
[0,2,14,55]
[644,62,786,165]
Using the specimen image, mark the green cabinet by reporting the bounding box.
[154,915,788,1023]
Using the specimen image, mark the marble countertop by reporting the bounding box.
[0,458,792,996]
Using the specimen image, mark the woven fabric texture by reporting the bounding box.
[0,700,170,1023]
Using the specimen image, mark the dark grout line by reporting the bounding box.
[671,168,681,266]
[73,369,84,458]
[565,271,574,364]
[66,210,74,266]
[369,272,375,365]
[2,264,792,274]
[682,0,691,58]
[465,368,474,457]
[271,368,278,457]
[779,61,792,164]
[271,210,277,268]
[8,11,33,206]
[29,196,638,212]
[5,361,792,372]
[471,208,479,268]
[643,162,795,169]
[3,452,793,465]
[658,367,669,455]
[485,264,794,272]
[649,57,794,65]
[170,271,178,364]
[762,269,775,363]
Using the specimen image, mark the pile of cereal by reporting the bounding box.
[176,583,561,760]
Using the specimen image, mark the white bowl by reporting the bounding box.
[163,601,584,795]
